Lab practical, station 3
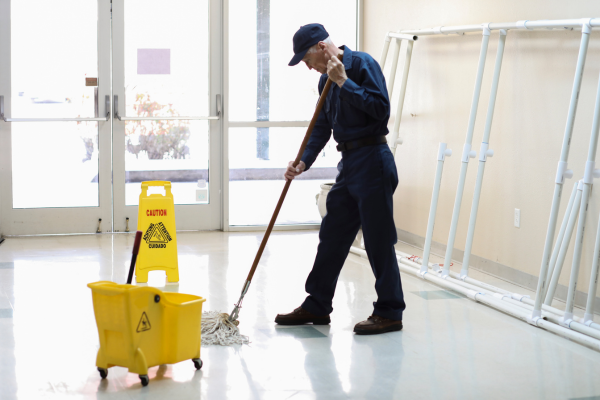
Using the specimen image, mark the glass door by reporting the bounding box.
[226,0,358,228]
[111,0,222,232]
[0,0,222,235]
[0,0,113,235]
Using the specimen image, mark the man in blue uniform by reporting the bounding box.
[275,24,405,335]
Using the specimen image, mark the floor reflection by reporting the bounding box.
[1,233,600,400]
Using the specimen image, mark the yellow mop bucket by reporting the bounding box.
[137,181,179,283]
[88,281,205,386]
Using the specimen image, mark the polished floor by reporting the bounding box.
[1,231,600,400]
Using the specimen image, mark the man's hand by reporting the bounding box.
[284,160,306,181]
[327,56,347,88]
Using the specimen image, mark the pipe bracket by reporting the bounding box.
[556,160,573,184]
[467,291,482,301]
[479,142,494,161]
[527,309,542,326]
[437,142,452,161]
[560,312,574,328]
[461,143,476,163]
[433,26,447,35]
[511,293,530,302]
[493,293,508,300]
[584,160,597,184]
[482,23,491,36]
[581,18,593,34]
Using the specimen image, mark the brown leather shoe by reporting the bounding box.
[274,306,331,325]
[353,315,403,335]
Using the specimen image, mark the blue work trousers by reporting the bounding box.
[301,143,406,321]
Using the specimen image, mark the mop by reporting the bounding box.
[200,56,341,346]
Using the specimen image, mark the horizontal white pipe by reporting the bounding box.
[116,116,218,121]
[400,18,600,36]
[228,121,310,128]
[352,245,600,346]
[387,32,418,41]
[393,248,600,327]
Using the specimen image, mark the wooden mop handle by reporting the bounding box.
[245,56,341,283]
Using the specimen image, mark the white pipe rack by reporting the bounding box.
[363,17,600,351]
[349,245,600,351]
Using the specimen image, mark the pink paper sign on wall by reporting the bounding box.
[137,49,170,74]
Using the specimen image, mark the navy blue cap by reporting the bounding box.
[289,24,329,66]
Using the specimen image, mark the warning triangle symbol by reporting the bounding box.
[136,312,151,332]
[149,228,168,243]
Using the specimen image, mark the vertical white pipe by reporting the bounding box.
[564,185,592,321]
[461,31,507,278]
[389,40,414,155]
[531,25,591,320]
[564,58,600,323]
[585,213,600,323]
[544,181,583,305]
[420,143,452,275]
[583,69,600,324]
[545,182,579,289]
[380,35,391,68]
[387,38,401,101]
[441,26,491,278]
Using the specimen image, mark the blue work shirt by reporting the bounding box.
[301,45,390,171]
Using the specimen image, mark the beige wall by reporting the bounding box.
[363,1,600,293]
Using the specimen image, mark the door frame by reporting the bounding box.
[0,0,223,236]
[221,0,362,232]
[0,0,113,235]
[111,0,223,233]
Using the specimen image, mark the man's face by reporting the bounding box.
[302,43,328,74]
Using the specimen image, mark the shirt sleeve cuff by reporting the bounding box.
[301,152,315,172]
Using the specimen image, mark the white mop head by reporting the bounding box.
[201,311,250,346]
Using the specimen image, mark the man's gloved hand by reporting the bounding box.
[327,56,347,88]
[284,160,306,182]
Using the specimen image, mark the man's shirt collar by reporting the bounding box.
[339,45,353,70]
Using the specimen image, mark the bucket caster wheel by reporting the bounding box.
[139,375,149,386]
[98,368,108,379]
[192,358,203,370]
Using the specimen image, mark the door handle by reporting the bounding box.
[0,95,110,122]
[113,95,221,121]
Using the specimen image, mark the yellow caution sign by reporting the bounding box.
[136,181,179,283]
